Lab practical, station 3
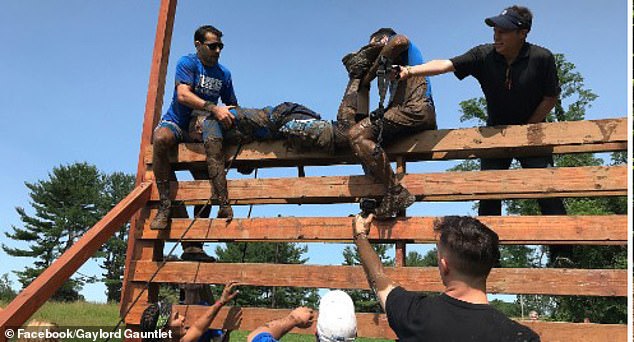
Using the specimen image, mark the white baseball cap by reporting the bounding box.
[317,290,357,342]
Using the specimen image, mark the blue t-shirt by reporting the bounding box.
[406,42,433,99]
[251,332,278,342]
[163,53,238,130]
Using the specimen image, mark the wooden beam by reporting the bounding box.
[139,215,627,245]
[143,118,627,168]
[122,305,627,341]
[148,166,626,204]
[129,262,626,296]
[0,183,151,330]
[122,0,177,323]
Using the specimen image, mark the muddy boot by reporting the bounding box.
[204,138,233,222]
[181,242,216,262]
[374,184,416,219]
[150,180,172,230]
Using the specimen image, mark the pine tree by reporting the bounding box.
[95,172,135,302]
[214,242,318,308]
[3,162,104,301]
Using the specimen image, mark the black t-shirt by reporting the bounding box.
[450,43,559,126]
[386,287,540,342]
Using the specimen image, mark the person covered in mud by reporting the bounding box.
[337,28,437,218]
[150,24,237,262]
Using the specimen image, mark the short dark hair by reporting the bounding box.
[434,216,500,278]
[194,25,223,42]
[507,5,532,31]
[370,27,397,42]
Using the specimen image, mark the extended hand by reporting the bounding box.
[213,106,235,129]
[218,281,240,305]
[353,213,374,236]
[289,307,314,328]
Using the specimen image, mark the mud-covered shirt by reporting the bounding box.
[162,53,238,130]
[386,287,540,342]
[450,43,559,126]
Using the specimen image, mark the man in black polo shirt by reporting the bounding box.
[353,213,539,341]
[397,5,571,265]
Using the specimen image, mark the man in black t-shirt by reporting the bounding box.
[396,5,571,265]
[353,214,539,341]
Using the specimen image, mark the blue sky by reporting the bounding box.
[0,1,629,303]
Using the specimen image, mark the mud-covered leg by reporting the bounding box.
[349,118,415,218]
[150,127,177,230]
[204,137,233,221]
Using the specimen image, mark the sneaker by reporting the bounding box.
[181,246,217,262]
[374,185,416,218]
[150,202,171,230]
[217,203,234,222]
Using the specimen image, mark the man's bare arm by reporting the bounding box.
[399,59,456,80]
[353,214,396,310]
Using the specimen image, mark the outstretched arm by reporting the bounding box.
[181,281,239,342]
[247,307,314,342]
[353,214,396,310]
[398,59,456,80]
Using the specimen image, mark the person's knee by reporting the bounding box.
[153,128,177,149]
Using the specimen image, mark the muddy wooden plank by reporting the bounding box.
[139,215,626,245]
[143,118,627,168]
[129,262,626,297]
[147,166,626,204]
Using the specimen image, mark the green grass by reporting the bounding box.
[1,301,391,341]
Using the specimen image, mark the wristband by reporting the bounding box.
[354,231,368,240]
[203,100,216,111]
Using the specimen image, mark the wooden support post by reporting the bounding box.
[395,157,406,267]
[120,0,177,321]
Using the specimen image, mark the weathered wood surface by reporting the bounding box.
[129,262,626,296]
[139,215,626,245]
[143,118,627,168]
[123,305,627,341]
[122,0,177,326]
[0,182,151,331]
[148,166,626,204]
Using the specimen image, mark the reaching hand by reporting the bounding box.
[218,281,240,305]
[289,307,314,329]
[353,213,374,237]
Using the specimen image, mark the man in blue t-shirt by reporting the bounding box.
[341,28,437,218]
[151,25,237,262]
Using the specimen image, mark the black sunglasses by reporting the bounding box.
[202,42,224,51]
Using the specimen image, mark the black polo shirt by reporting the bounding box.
[450,43,560,126]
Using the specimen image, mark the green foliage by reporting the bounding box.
[3,163,135,302]
[0,273,17,301]
[97,172,135,302]
[490,299,521,318]
[342,244,393,312]
[3,162,103,301]
[405,249,437,267]
[215,242,318,309]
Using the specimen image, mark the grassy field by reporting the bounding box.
[1,301,391,341]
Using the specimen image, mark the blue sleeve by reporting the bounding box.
[175,55,197,85]
[220,70,238,106]
[251,332,278,342]
[407,42,424,66]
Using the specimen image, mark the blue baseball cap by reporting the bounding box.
[485,8,531,30]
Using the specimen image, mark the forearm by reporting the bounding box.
[247,314,298,341]
[526,96,557,123]
[407,59,455,78]
[176,84,218,114]
[182,301,224,342]
[354,234,394,309]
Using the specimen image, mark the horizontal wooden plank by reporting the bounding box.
[148,166,626,204]
[143,118,627,168]
[123,305,627,341]
[140,215,626,245]
[129,262,626,297]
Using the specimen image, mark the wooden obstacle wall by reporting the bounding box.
[118,0,628,341]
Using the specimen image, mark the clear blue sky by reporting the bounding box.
[0,1,629,303]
